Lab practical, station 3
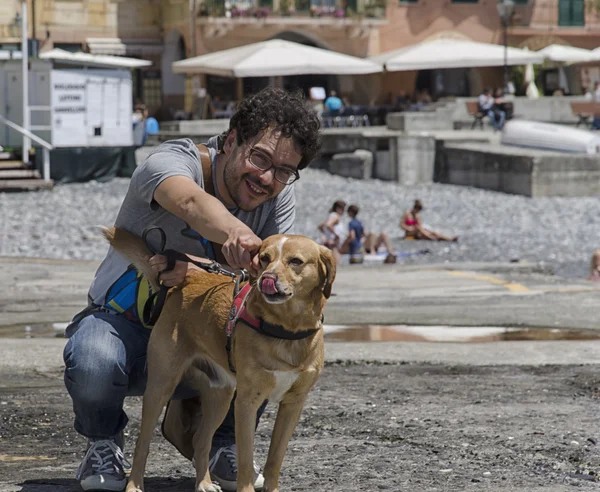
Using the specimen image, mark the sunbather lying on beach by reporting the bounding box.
[400,199,458,242]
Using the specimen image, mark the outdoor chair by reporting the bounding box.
[570,101,600,129]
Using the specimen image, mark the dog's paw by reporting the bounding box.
[196,481,222,492]
[125,485,144,492]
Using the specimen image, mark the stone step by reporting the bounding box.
[0,169,41,179]
[0,178,54,192]
[0,160,27,170]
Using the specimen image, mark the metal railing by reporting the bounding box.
[0,114,53,182]
[198,0,382,18]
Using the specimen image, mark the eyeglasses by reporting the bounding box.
[248,147,300,185]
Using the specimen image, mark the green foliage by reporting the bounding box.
[587,0,600,13]
[279,0,291,14]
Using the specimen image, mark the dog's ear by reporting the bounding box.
[318,245,336,299]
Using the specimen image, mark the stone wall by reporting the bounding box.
[442,142,600,197]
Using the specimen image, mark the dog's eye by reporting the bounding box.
[260,254,271,265]
[289,258,304,266]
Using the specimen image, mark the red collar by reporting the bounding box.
[226,284,321,340]
[226,283,255,337]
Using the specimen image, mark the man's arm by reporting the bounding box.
[153,175,261,272]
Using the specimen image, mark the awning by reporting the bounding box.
[173,39,383,77]
[371,38,545,71]
[86,38,163,56]
[537,44,595,64]
[39,48,152,69]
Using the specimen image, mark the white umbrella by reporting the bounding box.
[522,48,539,99]
[558,67,570,93]
[587,47,600,61]
[524,62,539,99]
[39,48,152,68]
[370,39,544,71]
[537,44,594,64]
[172,40,382,77]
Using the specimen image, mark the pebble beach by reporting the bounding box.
[1,146,599,280]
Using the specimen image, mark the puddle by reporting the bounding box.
[0,322,68,339]
[323,325,600,342]
[2,322,600,343]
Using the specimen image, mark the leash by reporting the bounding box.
[140,226,319,376]
[141,226,248,326]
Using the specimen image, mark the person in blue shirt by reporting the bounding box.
[342,204,396,264]
[145,114,160,136]
[324,90,343,115]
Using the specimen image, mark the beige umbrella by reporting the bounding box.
[173,40,382,77]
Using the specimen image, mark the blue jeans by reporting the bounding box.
[487,109,505,130]
[63,311,264,445]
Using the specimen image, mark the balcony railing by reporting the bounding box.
[197,0,387,19]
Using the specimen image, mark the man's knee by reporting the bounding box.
[63,317,127,404]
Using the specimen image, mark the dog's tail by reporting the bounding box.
[100,226,160,291]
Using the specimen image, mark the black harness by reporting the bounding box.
[141,226,247,327]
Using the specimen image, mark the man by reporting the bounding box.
[63,87,321,492]
[477,88,504,131]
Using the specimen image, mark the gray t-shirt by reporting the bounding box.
[88,137,295,308]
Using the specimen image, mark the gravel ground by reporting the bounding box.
[2,361,600,491]
[1,146,599,279]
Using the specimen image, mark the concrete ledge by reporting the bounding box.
[387,111,454,132]
[441,142,600,197]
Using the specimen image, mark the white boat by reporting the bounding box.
[501,119,600,154]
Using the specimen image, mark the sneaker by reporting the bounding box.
[76,435,130,491]
[209,444,264,491]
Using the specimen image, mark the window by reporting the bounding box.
[513,0,528,4]
[558,0,584,26]
[400,0,418,3]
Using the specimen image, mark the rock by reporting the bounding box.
[330,150,373,180]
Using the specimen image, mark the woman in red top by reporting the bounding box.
[400,199,458,242]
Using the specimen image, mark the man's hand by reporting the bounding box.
[222,224,262,276]
[149,255,190,287]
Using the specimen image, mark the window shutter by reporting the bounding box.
[571,0,585,26]
[558,0,571,26]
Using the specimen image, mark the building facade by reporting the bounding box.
[1,0,599,113]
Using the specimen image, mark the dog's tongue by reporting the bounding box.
[261,277,278,295]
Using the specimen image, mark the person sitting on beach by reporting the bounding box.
[318,200,346,262]
[341,204,396,264]
[588,249,600,281]
[400,199,458,242]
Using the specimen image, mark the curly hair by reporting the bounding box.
[222,87,321,170]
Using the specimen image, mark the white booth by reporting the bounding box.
[0,49,151,182]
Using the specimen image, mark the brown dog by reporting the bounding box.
[102,227,335,492]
